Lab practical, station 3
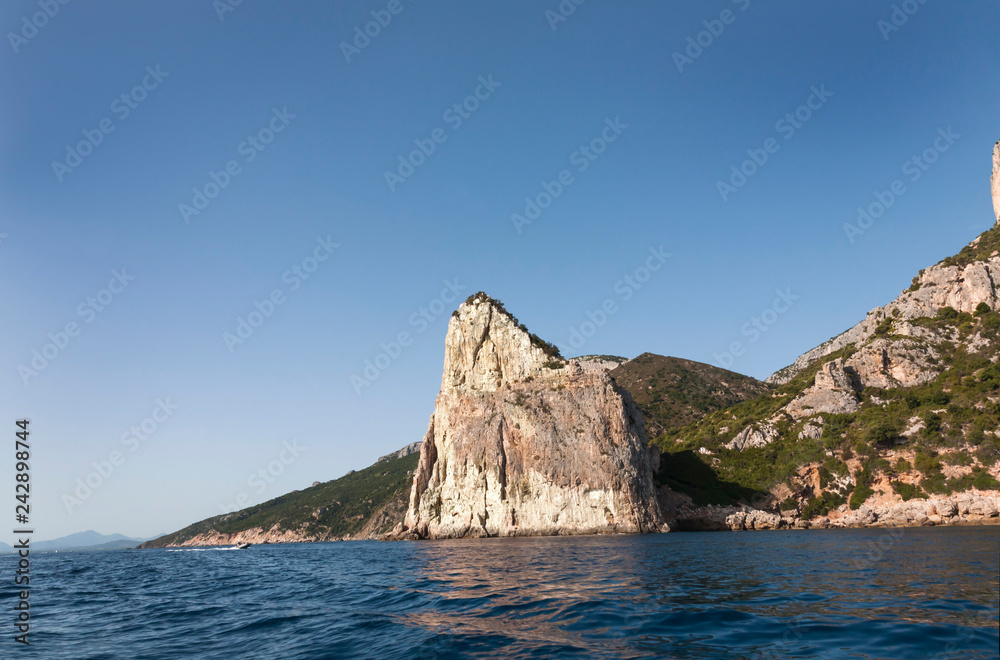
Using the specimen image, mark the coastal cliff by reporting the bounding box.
[142,141,1000,548]
[654,141,1000,531]
[397,294,664,539]
[992,139,999,225]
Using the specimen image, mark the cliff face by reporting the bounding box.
[767,246,999,387]
[654,142,1000,532]
[992,139,999,226]
[401,294,664,539]
[768,143,1000,388]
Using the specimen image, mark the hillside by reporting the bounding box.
[144,214,1000,542]
[141,451,418,547]
[655,224,1000,528]
[609,353,769,437]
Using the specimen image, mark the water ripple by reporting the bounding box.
[2,526,997,658]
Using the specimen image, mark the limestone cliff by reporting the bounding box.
[655,142,1000,532]
[992,139,999,226]
[400,293,664,539]
[767,241,999,387]
[768,140,1000,387]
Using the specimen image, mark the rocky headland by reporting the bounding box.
[142,140,1000,549]
[396,293,665,539]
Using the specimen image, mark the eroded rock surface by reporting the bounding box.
[768,255,999,385]
[992,139,999,225]
[725,423,779,451]
[399,294,664,539]
[785,358,861,419]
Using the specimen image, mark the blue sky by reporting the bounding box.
[1,1,998,540]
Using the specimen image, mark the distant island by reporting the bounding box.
[1,530,152,554]
[142,141,1000,548]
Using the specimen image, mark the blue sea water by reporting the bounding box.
[3,526,998,659]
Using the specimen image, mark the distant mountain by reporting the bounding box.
[0,531,147,553]
[609,353,770,438]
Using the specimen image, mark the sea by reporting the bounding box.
[3,526,998,659]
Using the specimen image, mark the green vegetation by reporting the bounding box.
[849,484,874,510]
[936,225,1000,269]
[779,497,799,511]
[801,492,846,520]
[461,292,564,360]
[612,353,770,438]
[654,450,760,506]
[653,345,859,495]
[649,235,1000,512]
[144,452,420,547]
[891,481,927,501]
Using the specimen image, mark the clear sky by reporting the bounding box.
[1,1,998,541]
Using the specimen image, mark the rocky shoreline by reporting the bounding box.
[143,490,1000,548]
[663,489,1000,532]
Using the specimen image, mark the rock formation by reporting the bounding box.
[785,358,861,419]
[399,293,664,539]
[725,423,779,451]
[993,139,999,225]
[768,251,998,386]
[659,141,1000,534]
[377,442,422,464]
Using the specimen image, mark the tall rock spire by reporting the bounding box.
[992,139,999,226]
[401,293,664,539]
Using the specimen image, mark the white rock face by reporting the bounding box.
[785,358,861,419]
[768,255,999,385]
[574,356,629,373]
[992,139,1000,225]
[376,442,422,464]
[842,492,1000,527]
[799,422,823,440]
[401,295,664,539]
[771,141,1000,385]
[725,423,779,451]
[845,338,940,388]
